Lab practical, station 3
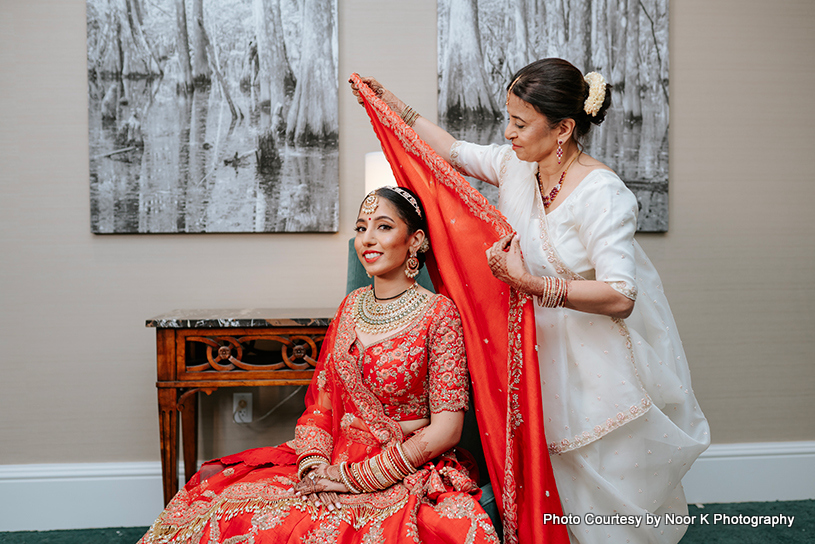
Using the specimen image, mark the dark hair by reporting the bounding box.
[507,58,612,146]
[362,186,429,269]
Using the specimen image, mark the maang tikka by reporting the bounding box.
[361,190,379,215]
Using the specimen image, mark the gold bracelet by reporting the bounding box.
[297,455,328,480]
[368,456,393,488]
[400,105,420,127]
[536,277,569,308]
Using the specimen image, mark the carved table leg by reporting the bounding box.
[158,388,179,506]
[179,389,199,485]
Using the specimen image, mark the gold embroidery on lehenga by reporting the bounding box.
[435,495,501,544]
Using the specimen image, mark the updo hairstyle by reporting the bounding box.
[508,58,612,147]
[367,186,429,270]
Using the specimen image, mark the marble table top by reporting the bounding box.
[146,308,335,329]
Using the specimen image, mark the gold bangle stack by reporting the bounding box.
[536,276,569,308]
[340,445,417,494]
[297,455,329,480]
[400,105,420,127]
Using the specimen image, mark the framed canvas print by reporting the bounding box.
[87,0,338,233]
[438,0,669,231]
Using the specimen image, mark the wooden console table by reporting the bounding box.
[146,309,334,505]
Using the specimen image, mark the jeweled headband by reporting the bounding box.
[361,186,422,219]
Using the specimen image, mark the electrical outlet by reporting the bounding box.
[233,392,252,423]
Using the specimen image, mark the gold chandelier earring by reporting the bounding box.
[405,249,420,279]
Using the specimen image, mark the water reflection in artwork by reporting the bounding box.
[87,0,338,234]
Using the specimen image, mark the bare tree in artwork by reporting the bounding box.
[87,0,340,234]
[504,0,531,77]
[191,0,211,84]
[439,0,501,122]
[175,0,193,92]
[286,0,338,144]
[438,0,671,231]
[622,0,642,118]
[254,0,294,128]
[91,0,162,78]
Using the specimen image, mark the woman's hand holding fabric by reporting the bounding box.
[348,74,458,164]
[349,76,405,114]
[487,234,534,292]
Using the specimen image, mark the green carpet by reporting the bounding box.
[682,501,812,543]
[0,501,810,543]
[0,527,149,543]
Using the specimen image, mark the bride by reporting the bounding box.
[138,186,498,543]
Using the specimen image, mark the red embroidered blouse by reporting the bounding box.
[348,289,469,421]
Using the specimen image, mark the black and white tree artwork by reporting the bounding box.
[439,0,670,231]
[87,0,339,233]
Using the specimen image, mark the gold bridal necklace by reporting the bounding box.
[354,283,431,335]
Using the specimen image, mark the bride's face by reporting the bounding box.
[354,198,414,279]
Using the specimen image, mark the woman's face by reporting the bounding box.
[354,197,419,280]
[504,94,559,164]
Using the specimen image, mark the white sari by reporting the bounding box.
[451,141,710,544]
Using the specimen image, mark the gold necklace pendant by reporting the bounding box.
[354,284,431,335]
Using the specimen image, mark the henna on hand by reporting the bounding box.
[487,234,531,290]
[348,76,405,113]
[401,428,432,468]
[293,474,330,495]
[318,491,342,511]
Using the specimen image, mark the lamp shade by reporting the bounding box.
[364,151,397,195]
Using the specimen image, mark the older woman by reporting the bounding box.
[352,58,710,544]
[138,187,498,543]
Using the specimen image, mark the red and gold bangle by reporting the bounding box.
[379,450,401,482]
[385,447,410,480]
[360,460,382,491]
[352,461,376,493]
[536,277,569,308]
[348,462,366,493]
[338,462,361,494]
[369,456,392,488]
[347,462,366,493]
[394,443,417,474]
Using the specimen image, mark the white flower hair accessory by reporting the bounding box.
[583,72,607,117]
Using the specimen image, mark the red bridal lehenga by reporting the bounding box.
[350,74,569,544]
[140,290,500,543]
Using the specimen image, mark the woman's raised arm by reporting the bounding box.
[350,76,457,163]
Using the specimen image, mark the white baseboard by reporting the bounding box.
[0,462,166,532]
[681,440,815,504]
[1,441,813,532]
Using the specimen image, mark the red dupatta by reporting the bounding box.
[351,74,568,544]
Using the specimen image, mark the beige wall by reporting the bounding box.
[0,0,813,466]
